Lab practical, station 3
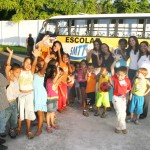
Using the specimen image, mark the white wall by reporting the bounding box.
[0,20,44,47]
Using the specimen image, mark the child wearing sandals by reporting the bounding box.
[5,48,21,138]
[46,65,64,133]
[127,68,150,125]
[33,55,51,136]
[17,48,40,139]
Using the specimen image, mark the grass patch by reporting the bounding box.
[0,45,27,54]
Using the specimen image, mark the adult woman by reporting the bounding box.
[53,41,72,112]
[138,41,150,119]
[100,43,114,72]
[127,36,140,83]
[86,38,102,69]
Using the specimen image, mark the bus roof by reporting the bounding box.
[50,13,150,19]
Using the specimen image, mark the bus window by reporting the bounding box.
[93,19,110,36]
[71,20,75,35]
[145,18,150,38]
[109,19,116,37]
[46,22,56,35]
[58,20,68,35]
[75,20,87,36]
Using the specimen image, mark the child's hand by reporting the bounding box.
[44,54,51,63]
[114,54,120,61]
[6,47,13,55]
[32,48,41,58]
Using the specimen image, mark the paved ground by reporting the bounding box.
[0,53,150,150]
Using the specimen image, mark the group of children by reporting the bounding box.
[0,35,150,150]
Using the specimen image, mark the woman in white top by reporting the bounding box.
[127,36,140,83]
[138,41,150,119]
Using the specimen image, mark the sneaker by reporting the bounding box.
[126,118,134,123]
[0,144,8,150]
[101,112,107,118]
[122,129,128,134]
[94,110,100,116]
[134,119,140,125]
[0,138,6,144]
[115,128,121,133]
[9,129,17,139]
[83,110,89,117]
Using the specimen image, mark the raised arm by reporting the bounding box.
[86,49,93,62]
[31,48,41,74]
[111,55,120,76]
[5,47,13,82]
[40,54,51,76]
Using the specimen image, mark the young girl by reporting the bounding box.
[46,65,64,133]
[33,55,51,136]
[78,60,88,116]
[128,68,150,124]
[17,48,40,139]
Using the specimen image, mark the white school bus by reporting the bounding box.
[36,13,150,61]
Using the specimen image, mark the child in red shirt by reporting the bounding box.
[111,55,131,134]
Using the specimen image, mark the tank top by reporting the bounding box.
[19,70,33,91]
[46,79,58,100]
[98,75,109,92]
[133,78,147,96]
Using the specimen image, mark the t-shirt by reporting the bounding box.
[129,50,139,70]
[112,74,131,96]
[7,78,20,101]
[78,69,86,82]
[86,73,96,93]
[132,78,147,96]
[114,49,127,68]
[138,55,150,78]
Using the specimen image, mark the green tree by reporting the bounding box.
[137,0,150,13]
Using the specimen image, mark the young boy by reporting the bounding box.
[94,67,112,118]
[111,55,131,134]
[5,47,21,138]
[86,63,96,111]
[127,68,150,125]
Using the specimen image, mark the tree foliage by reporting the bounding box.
[0,0,150,22]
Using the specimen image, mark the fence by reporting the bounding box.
[0,20,44,47]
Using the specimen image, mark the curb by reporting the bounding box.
[1,52,25,62]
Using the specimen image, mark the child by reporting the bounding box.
[111,55,131,134]
[46,65,64,133]
[74,62,81,101]
[127,68,150,124]
[86,63,96,111]
[5,48,21,138]
[94,67,112,118]
[113,39,128,68]
[33,55,51,136]
[17,48,40,139]
[78,60,88,116]
[0,72,8,150]
[67,72,75,106]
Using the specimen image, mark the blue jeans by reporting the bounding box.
[0,109,6,133]
[5,101,18,129]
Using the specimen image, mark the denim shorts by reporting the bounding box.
[47,99,58,113]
